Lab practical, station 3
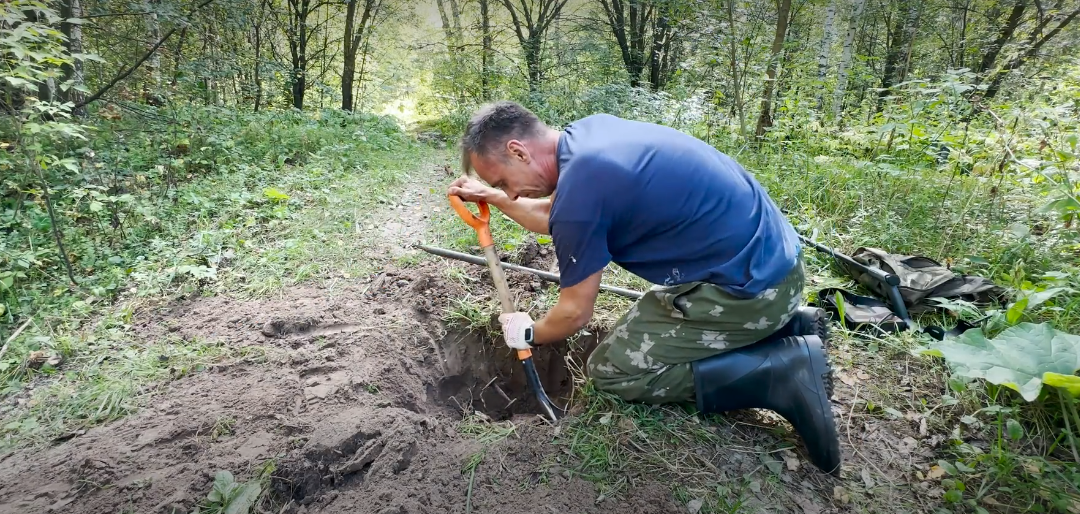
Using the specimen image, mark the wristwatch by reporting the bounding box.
[524,325,534,346]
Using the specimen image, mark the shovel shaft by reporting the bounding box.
[482,245,516,314]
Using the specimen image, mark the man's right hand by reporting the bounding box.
[448,176,502,204]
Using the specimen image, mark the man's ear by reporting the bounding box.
[506,140,530,163]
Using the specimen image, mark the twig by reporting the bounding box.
[0,318,34,361]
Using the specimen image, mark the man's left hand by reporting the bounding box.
[499,312,534,350]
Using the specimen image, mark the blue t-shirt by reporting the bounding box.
[548,113,799,298]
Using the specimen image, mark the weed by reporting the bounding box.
[445,295,496,331]
[211,416,236,440]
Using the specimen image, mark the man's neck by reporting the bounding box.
[530,128,562,187]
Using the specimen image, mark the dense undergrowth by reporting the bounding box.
[0,106,426,446]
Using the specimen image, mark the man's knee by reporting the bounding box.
[586,336,625,380]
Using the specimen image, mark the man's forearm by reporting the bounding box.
[531,300,591,345]
[490,195,551,235]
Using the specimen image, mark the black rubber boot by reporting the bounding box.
[773,306,830,346]
[691,335,841,476]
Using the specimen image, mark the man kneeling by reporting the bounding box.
[447,101,841,476]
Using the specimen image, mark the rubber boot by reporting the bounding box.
[772,306,830,345]
[691,335,841,476]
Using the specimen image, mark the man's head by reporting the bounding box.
[460,101,560,201]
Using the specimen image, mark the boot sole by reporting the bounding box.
[804,335,842,476]
[803,309,835,398]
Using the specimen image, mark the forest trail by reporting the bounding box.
[0,152,955,514]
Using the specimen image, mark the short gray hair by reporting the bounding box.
[460,101,545,174]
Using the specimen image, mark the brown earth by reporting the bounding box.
[0,262,671,514]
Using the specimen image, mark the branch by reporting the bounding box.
[75,0,218,109]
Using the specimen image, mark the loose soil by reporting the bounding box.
[0,159,956,514]
[0,263,659,514]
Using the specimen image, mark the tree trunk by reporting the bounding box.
[979,6,1080,105]
[172,26,187,86]
[342,0,358,111]
[253,0,266,112]
[147,0,162,89]
[876,0,920,111]
[754,0,792,140]
[342,0,378,111]
[832,0,863,120]
[481,0,493,99]
[287,0,313,110]
[727,0,745,137]
[977,0,1027,76]
[815,0,837,111]
[500,0,570,94]
[648,13,675,90]
[60,0,86,116]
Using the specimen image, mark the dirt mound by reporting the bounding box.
[0,263,668,514]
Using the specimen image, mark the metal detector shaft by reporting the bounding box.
[416,244,644,300]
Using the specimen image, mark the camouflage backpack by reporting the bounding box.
[837,247,1009,315]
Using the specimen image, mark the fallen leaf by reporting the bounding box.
[784,452,801,472]
[856,370,870,380]
[795,495,822,514]
[833,486,850,504]
[686,499,703,514]
[898,436,918,455]
[861,468,875,489]
[761,453,783,475]
[838,372,856,386]
[928,465,946,479]
[1023,460,1041,475]
[919,417,928,437]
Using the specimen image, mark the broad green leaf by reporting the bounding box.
[920,323,1080,401]
[262,187,289,202]
[0,276,12,290]
[0,304,5,316]
[1006,418,1023,440]
[1005,297,1028,324]
[89,201,103,212]
[1024,287,1069,309]
[938,460,958,475]
[224,482,262,514]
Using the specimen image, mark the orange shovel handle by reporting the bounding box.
[448,194,493,248]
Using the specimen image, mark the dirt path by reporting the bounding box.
[0,157,949,514]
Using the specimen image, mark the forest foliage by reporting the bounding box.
[2,0,1080,509]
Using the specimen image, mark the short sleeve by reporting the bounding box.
[550,219,611,289]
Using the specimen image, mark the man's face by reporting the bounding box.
[470,140,554,201]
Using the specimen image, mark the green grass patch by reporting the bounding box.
[0,328,261,449]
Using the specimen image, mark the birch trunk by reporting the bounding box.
[833,0,865,120]
[815,0,837,111]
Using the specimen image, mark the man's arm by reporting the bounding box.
[448,176,551,234]
[491,196,550,235]
[532,269,602,345]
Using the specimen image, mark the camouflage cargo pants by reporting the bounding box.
[586,257,806,404]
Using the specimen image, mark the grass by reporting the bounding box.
[0,109,440,450]
[0,329,261,448]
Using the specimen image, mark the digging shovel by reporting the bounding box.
[447,194,564,423]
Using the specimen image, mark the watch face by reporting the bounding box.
[524,326,534,343]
